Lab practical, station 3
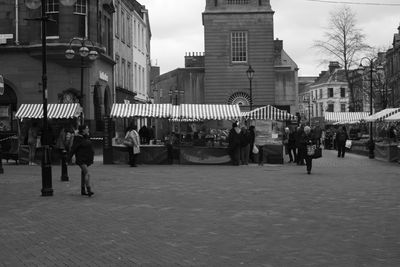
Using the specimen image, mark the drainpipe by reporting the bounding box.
[15,0,19,44]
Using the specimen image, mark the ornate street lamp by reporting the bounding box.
[25,0,77,196]
[65,38,98,125]
[357,57,384,159]
[246,65,255,111]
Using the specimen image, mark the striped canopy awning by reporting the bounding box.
[383,112,400,122]
[364,108,400,122]
[110,103,172,118]
[178,104,241,121]
[242,105,296,121]
[15,103,82,119]
[324,112,370,123]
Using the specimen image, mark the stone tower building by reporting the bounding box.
[202,0,275,109]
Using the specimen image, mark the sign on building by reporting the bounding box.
[0,74,4,96]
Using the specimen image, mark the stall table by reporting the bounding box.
[112,144,170,164]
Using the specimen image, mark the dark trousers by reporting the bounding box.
[128,148,137,166]
[230,146,240,165]
[337,141,346,157]
[305,155,313,172]
[240,144,250,165]
[258,145,264,165]
[297,147,305,165]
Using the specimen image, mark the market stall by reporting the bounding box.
[109,103,243,165]
[14,103,82,164]
[175,104,241,165]
[242,105,297,164]
[363,108,400,162]
[109,103,172,164]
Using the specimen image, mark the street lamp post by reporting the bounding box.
[358,57,384,159]
[65,38,98,125]
[246,65,255,111]
[25,0,78,196]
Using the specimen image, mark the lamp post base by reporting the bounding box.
[368,139,375,159]
[60,150,69,181]
[41,146,53,196]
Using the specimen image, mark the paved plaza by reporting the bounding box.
[0,150,400,266]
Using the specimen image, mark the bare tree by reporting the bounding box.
[314,6,370,111]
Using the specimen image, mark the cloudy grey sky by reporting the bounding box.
[140,0,400,76]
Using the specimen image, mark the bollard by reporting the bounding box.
[60,149,68,181]
[0,144,4,174]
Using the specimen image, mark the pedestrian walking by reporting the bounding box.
[336,126,349,158]
[283,127,294,163]
[69,125,95,196]
[27,121,39,165]
[300,126,316,174]
[249,125,256,163]
[125,124,141,167]
[288,127,297,163]
[239,126,251,165]
[295,126,305,165]
[228,122,241,166]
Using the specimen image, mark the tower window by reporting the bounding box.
[227,0,249,4]
[231,31,247,63]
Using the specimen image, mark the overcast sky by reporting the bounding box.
[139,0,400,76]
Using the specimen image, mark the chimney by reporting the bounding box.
[328,61,340,73]
[274,38,283,52]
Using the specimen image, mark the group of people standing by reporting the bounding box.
[227,122,262,166]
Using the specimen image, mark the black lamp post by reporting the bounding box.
[357,57,384,159]
[25,0,78,196]
[246,65,255,111]
[65,38,98,125]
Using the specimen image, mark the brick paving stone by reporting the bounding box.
[0,150,400,266]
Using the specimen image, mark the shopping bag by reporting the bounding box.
[345,140,352,149]
[313,147,322,159]
[252,144,259,154]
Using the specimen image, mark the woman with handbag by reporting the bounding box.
[69,125,95,196]
[125,124,141,167]
[300,126,316,174]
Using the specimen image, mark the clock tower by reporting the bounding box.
[202,0,275,109]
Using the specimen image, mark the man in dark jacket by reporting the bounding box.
[228,122,241,166]
[336,126,349,158]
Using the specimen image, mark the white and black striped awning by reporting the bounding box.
[110,103,172,118]
[178,104,241,121]
[363,108,400,122]
[15,103,82,119]
[324,112,370,123]
[242,106,296,121]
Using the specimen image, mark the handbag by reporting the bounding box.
[307,144,316,156]
[252,144,259,154]
[313,147,322,159]
[123,136,134,147]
